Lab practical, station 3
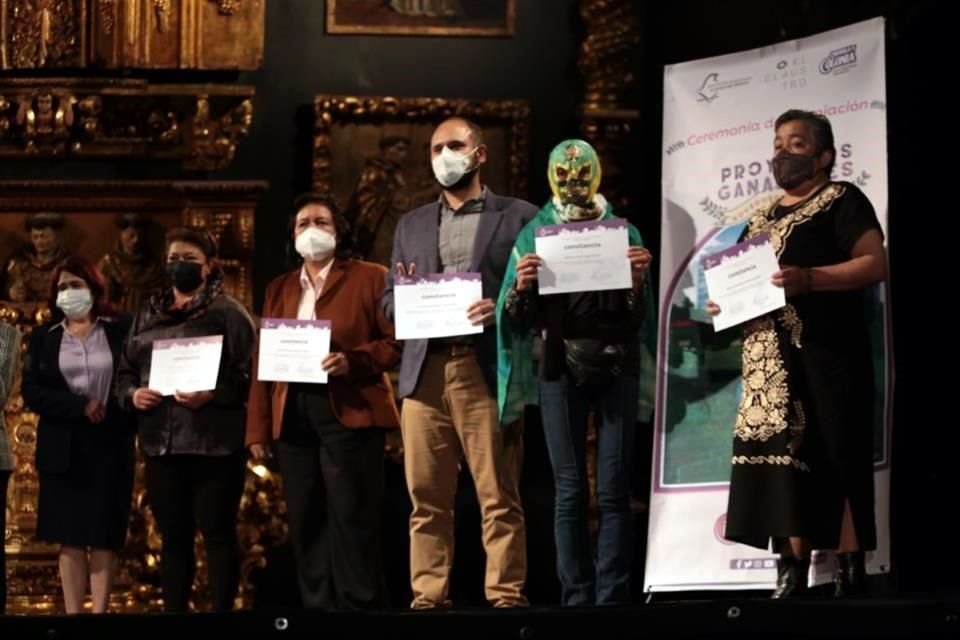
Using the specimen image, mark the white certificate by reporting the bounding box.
[148,335,223,396]
[534,218,632,295]
[257,319,332,384]
[702,232,786,331]
[394,273,484,340]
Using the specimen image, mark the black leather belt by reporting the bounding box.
[427,343,476,357]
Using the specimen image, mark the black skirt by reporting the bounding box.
[37,425,135,550]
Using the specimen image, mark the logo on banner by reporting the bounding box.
[729,558,778,570]
[762,56,808,90]
[714,514,735,545]
[696,72,751,103]
[820,44,858,74]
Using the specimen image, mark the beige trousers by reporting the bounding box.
[401,352,527,608]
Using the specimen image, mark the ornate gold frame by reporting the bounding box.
[325,0,516,37]
[1,0,265,70]
[0,79,255,170]
[313,95,529,199]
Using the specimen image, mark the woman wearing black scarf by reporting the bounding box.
[116,226,256,613]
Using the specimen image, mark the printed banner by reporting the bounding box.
[645,17,892,592]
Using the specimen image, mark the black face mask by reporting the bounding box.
[772,151,819,190]
[166,260,204,292]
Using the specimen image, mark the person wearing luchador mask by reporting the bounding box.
[706,110,888,598]
[496,139,654,605]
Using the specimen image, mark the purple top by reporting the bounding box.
[57,320,113,406]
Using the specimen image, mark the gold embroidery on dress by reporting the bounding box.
[780,304,802,348]
[735,318,789,442]
[746,183,845,257]
[733,186,838,448]
[731,455,810,472]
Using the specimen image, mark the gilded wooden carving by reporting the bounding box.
[577,0,640,214]
[0,0,263,70]
[314,95,529,268]
[0,180,282,613]
[89,0,264,69]
[187,94,254,171]
[0,80,254,169]
[0,0,87,69]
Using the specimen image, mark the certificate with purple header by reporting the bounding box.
[394,273,484,340]
[148,335,223,396]
[258,319,332,384]
[534,219,632,295]
[702,232,785,331]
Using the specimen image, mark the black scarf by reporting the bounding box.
[142,269,225,331]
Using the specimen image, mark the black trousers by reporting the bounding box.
[145,453,246,613]
[276,384,387,610]
[1,470,9,614]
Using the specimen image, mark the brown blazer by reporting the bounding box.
[245,258,401,446]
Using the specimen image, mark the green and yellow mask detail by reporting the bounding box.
[548,139,602,218]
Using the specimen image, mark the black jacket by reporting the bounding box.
[22,316,135,474]
[115,290,255,457]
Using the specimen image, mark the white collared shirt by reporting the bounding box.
[297,261,334,320]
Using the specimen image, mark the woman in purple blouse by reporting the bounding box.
[21,257,135,614]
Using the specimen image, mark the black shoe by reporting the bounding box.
[771,555,810,599]
[834,551,866,597]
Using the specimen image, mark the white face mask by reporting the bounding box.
[56,288,93,320]
[431,145,478,188]
[295,227,337,262]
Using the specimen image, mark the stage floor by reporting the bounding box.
[2,596,960,638]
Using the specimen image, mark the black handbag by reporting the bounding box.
[562,338,627,387]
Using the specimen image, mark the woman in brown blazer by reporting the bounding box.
[246,192,401,611]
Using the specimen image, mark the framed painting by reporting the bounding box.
[313,94,529,268]
[326,0,516,36]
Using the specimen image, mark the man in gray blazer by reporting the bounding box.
[382,117,536,609]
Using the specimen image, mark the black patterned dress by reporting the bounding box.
[724,181,882,551]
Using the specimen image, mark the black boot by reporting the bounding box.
[771,555,810,599]
[834,551,866,597]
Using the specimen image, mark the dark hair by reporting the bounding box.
[165,226,219,260]
[25,212,65,232]
[115,212,150,230]
[48,257,117,320]
[379,135,411,150]
[287,192,354,267]
[774,109,836,176]
[437,117,485,147]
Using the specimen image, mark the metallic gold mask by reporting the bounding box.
[548,139,602,209]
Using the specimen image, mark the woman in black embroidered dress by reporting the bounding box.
[708,110,888,598]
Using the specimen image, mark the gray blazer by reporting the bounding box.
[383,189,537,399]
